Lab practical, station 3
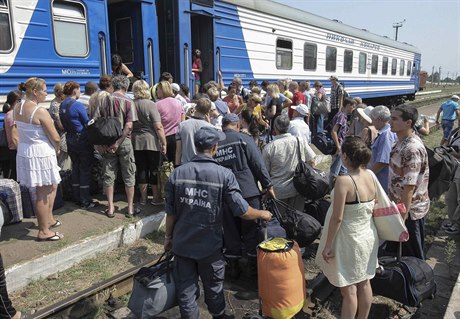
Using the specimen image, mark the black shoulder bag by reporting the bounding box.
[293,137,329,200]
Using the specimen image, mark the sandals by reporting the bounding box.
[105,209,115,218]
[125,206,142,218]
[392,306,416,319]
[37,232,63,241]
[50,220,62,228]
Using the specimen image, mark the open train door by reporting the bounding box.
[107,0,159,85]
[157,0,216,95]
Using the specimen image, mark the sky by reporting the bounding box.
[272,0,460,79]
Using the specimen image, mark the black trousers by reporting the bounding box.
[223,196,261,258]
[67,134,94,205]
[0,254,17,319]
[383,217,426,260]
[165,135,176,163]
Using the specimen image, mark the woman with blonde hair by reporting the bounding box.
[132,80,167,205]
[16,77,62,241]
[155,81,184,163]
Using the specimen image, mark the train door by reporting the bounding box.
[107,0,159,85]
[157,0,215,94]
[191,14,214,89]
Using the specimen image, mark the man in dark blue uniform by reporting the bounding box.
[164,126,272,319]
[215,113,278,278]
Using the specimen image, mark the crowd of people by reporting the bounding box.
[1,64,459,318]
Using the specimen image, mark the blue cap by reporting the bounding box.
[222,113,240,125]
[194,126,226,150]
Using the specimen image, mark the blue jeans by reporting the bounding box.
[442,119,455,139]
[329,153,347,186]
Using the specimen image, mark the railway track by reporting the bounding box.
[25,258,159,319]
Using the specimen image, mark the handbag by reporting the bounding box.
[269,198,321,248]
[316,95,331,115]
[372,172,409,242]
[312,132,337,155]
[128,252,178,318]
[86,95,122,146]
[293,137,329,200]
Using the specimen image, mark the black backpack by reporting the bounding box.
[293,138,330,200]
[426,145,459,199]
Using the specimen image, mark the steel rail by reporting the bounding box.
[25,257,159,319]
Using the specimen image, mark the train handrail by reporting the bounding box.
[147,38,154,86]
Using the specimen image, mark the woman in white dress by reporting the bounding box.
[16,78,62,241]
[316,136,378,319]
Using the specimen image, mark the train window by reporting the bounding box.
[343,50,353,73]
[0,0,13,52]
[326,46,337,72]
[407,60,411,76]
[399,60,405,76]
[52,0,89,57]
[371,55,378,74]
[359,52,367,74]
[276,39,292,70]
[382,57,388,75]
[391,58,397,75]
[303,43,317,70]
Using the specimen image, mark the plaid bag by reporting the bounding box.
[158,160,174,200]
[0,179,23,223]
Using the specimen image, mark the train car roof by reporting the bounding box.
[222,0,421,54]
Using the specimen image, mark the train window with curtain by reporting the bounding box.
[382,57,388,75]
[276,38,292,70]
[359,52,367,74]
[0,0,13,52]
[343,50,353,73]
[399,60,405,76]
[371,55,378,74]
[303,42,317,70]
[52,0,89,57]
[391,58,397,75]
[407,60,411,76]
[326,46,337,72]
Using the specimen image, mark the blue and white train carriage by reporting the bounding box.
[0,0,421,106]
[214,0,421,105]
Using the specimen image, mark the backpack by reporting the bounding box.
[340,82,351,103]
[86,94,122,146]
[426,145,459,199]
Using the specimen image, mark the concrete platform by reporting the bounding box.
[0,195,166,292]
